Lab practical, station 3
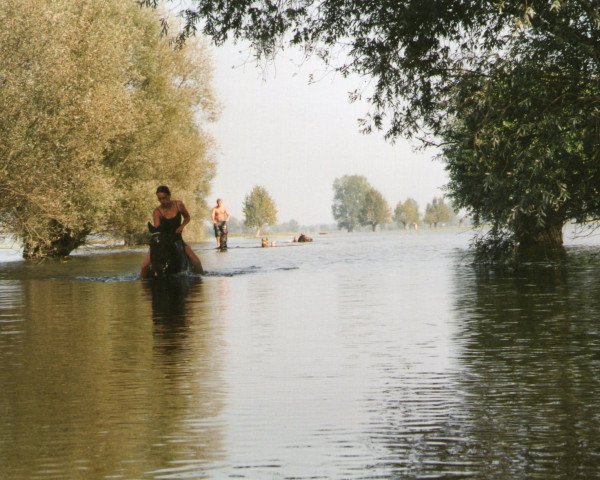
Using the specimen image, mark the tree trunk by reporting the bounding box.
[517,222,564,257]
[23,222,89,259]
[255,227,261,237]
[372,223,377,232]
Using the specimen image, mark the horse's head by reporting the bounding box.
[297,234,312,242]
[148,222,185,276]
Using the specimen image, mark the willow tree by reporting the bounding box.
[243,186,278,237]
[359,188,392,232]
[108,26,219,246]
[424,197,453,228]
[0,0,217,258]
[442,42,600,255]
[142,1,599,137]
[394,198,420,230]
[331,175,372,232]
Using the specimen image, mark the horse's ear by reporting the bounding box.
[148,222,158,233]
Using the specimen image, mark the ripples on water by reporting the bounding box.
[1,230,600,479]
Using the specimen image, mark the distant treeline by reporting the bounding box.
[331,175,467,231]
[211,179,470,240]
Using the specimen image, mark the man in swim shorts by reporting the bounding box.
[211,198,230,248]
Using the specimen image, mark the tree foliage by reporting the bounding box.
[424,197,453,228]
[142,0,599,139]
[331,175,372,232]
[359,188,392,231]
[0,0,217,257]
[394,198,420,229]
[442,42,600,252]
[243,186,278,236]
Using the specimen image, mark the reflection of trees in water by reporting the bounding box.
[367,252,600,479]
[449,256,600,478]
[0,272,226,479]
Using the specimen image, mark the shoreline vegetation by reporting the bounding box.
[3,224,599,265]
[0,226,493,262]
[0,226,474,250]
[2,2,598,262]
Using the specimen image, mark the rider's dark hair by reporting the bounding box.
[156,185,171,196]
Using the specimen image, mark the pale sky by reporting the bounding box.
[206,42,449,226]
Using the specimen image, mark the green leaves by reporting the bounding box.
[394,198,420,227]
[331,175,391,231]
[441,46,599,251]
[331,175,371,232]
[243,186,278,235]
[0,0,217,256]
[423,197,453,227]
[141,0,600,254]
[359,188,392,231]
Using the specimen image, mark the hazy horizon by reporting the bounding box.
[206,41,449,226]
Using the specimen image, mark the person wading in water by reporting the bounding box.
[211,198,230,249]
[140,185,204,277]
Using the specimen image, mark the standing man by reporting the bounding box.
[211,198,230,248]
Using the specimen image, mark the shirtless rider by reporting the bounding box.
[211,198,230,248]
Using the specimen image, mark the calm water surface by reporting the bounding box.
[1,230,600,479]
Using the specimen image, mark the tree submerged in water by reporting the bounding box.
[0,0,217,258]
[331,175,370,232]
[442,44,600,259]
[359,188,392,232]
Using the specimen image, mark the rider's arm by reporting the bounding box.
[178,201,191,231]
[211,208,217,223]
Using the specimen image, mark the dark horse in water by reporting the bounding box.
[297,233,313,242]
[146,222,192,277]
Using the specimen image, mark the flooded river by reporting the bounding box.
[1,229,600,479]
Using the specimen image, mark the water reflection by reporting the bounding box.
[3,235,600,479]
[363,250,600,479]
[143,275,227,479]
[450,252,600,479]
[146,275,202,317]
[0,258,226,480]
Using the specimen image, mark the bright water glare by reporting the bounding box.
[1,229,600,479]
